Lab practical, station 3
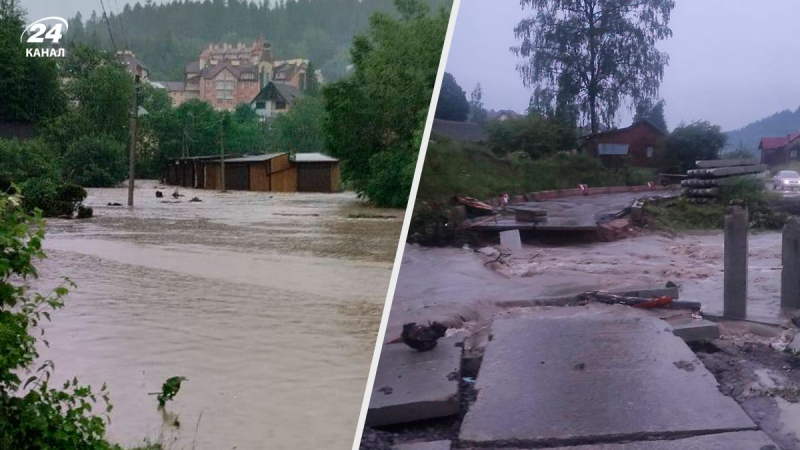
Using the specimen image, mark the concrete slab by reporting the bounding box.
[463,430,777,449]
[459,313,756,447]
[366,337,461,427]
[393,440,451,450]
[666,316,721,342]
[500,230,523,252]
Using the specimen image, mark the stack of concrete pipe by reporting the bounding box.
[681,159,767,204]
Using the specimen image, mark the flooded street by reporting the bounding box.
[34,181,403,449]
[389,230,786,341]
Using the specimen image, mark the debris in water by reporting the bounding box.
[107,202,122,206]
[189,197,202,202]
[401,322,448,352]
[155,191,163,198]
[154,376,188,408]
[457,196,495,215]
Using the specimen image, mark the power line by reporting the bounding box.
[111,0,129,49]
[97,0,118,53]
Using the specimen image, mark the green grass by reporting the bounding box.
[645,177,788,231]
[418,135,657,204]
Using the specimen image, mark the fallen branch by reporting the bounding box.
[580,291,701,311]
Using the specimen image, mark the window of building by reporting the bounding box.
[597,143,629,155]
[646,146,654,158]
[216,80,234,100]
[256,101,266,109]
[792,150,798,159]
[275,99,287,110]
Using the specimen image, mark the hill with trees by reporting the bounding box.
[724,107,800,155]
[66,0,447,81]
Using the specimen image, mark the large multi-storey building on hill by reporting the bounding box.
[156,38,311,111]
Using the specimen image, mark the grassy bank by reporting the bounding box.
[644,178,788,231]
[409,135,657,244]
[418,135,656,203]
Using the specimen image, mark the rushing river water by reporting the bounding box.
[33,181,403,449]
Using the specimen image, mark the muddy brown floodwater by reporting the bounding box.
[388,230,787,341]
[32,181,403,450]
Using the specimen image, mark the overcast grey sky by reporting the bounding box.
[21,0,800,131]
[447,0,800,131]
[20,0,213,23]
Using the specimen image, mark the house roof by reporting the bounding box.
[223,153,287,163]
[200,61,258,80]
[579,119,666,139]
[118,51,146,74]
[251,82,301,105]
[487,109,520,120]
[759,132,800,150]
[159,81,184,92]
[292,152,338,163]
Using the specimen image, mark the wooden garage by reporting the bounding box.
[293,153,341,192]
[201,153,299,192]
[164,152,339,193]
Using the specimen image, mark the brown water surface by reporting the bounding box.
[34,181,402,449]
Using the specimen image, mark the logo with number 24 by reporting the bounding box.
[20,17,68,44]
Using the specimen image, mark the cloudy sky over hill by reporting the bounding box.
[447,0,800,131]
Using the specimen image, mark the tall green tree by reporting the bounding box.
[469,82,487,124]
[657,120,727,173]
[324,0,450,207]
[435,72,469,122]
[512,0,675,134]
[487,114,562,159]
[634,98,668,132]
[268,95,327,154]
[0,0,66,123]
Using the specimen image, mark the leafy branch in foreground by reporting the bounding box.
[0,190,117,449]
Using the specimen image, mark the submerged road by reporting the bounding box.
[35,180,403,450]
[472,190,681,232]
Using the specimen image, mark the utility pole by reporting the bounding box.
[127,74,140,207]
[219,116,226,192]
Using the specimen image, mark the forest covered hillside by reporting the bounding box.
[725,106,800,154]
[64,0,448,81]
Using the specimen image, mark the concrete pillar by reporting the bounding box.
[724,204,748,319]
[499,230,522,252]
[782,217,800,309]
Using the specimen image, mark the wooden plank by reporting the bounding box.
[249,163,270,191]
[271,167,298,192]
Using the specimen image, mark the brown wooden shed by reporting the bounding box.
[164,152,339,193]
[582,120,666,167]
[293,153,341,192]
[203,153,298,191]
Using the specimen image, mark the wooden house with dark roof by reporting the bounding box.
[581,120,666,167]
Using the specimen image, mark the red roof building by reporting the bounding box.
[759,132,800,166]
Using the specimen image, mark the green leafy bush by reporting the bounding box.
[19,179,87,218]
[64,135,127,188]
[0,190,116,449]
